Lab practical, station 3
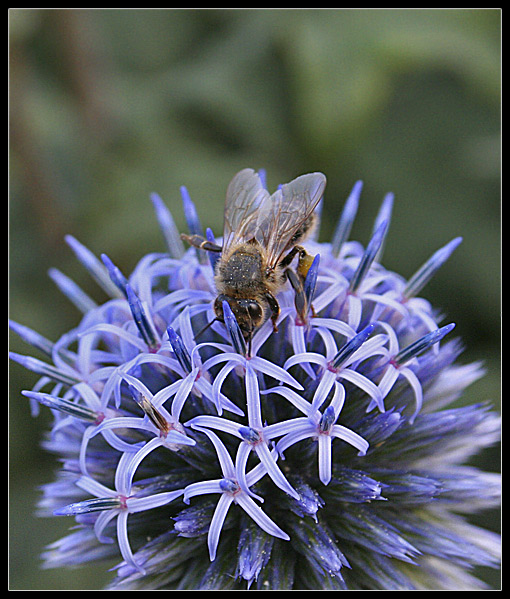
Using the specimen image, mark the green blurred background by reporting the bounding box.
[9,9,500,590]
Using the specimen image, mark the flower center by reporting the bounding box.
[319,406,336,434]
[238,426,262,446]
[219,478,241,496]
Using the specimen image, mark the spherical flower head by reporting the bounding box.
[11,170,500,590]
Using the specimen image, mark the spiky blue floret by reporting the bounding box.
[349,220,389,293]
[331,180,362,256]
[10,172,500,590]
[150,192,185,259]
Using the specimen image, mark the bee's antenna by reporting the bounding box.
[193,317,219,341]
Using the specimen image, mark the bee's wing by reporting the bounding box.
[222,168,270,250]
[256,172,326,267]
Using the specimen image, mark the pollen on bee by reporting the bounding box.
[297,252,315,280]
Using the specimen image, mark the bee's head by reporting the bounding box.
[214,294,264,341]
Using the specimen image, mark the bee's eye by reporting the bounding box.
[247,301,263,321]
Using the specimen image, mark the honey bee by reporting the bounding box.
[181,168,327,347]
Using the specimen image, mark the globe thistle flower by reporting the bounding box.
[10,169,500,590]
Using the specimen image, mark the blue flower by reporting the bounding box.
[182,426,290,562]
[53,451,184,575]
[263,380,369,486]
[10,169,500,590]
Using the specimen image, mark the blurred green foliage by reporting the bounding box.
[9,9,500,590]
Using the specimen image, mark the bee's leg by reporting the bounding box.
[264,291,280,333]
[180,233,222,253]
[278,245,303,270]
[286,268,308,323]
[285,253,317,322]
[278,245,315,279]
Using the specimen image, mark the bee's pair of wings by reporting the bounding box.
[222,168,327,268]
